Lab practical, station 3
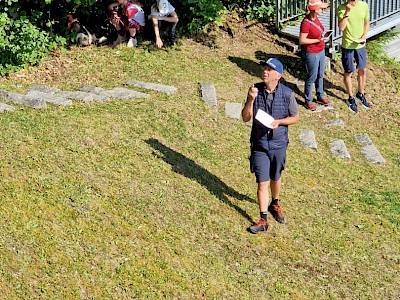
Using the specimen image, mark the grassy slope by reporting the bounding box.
[0,23,399,299]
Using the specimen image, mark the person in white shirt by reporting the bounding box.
[149,0,178,48]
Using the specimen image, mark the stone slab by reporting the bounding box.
[299,129,317,151]
[326,119,345,127]
[0,103,15,112]
[99,87,149,99]
[0,91,46,108]
[78,85,106,94]
[125,80,177,95]
[225,102,242,119]
[57,91,108,102]
[26,91,72,106]
[28,85,60,94]
[199,82,217,106]
[330,140,351,160]
[355,133,385,164]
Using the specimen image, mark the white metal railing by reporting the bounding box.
[276,0,400,43]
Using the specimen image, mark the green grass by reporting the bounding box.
[0,28,399,299]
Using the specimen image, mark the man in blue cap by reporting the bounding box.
[241,58,299,234]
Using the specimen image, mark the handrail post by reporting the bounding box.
[276,0,281,31]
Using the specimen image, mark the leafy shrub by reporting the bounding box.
[0,13,59,75]
[222,0,276,22]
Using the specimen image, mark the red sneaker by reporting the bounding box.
[248,218,269,234]
[268,203,285,224]
[316,96,332,106]
[304,101,317,111]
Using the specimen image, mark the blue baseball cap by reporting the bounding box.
[260,58,284,75]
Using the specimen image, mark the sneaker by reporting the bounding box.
[248,218,269,234]
[347,96,358,113]
[355,92,371,109]
[316,96,332,106]
[127,37,137,48]
[113,34,126,46]
[304,101,317,111]
[97,36,108,44]
[268,203,285,224]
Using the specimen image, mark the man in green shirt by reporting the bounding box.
[337,0,371,113]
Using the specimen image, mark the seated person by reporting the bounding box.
[108,0,145,47]
[149,0,179,48]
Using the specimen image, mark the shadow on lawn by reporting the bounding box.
[228,52,347,103]
[146,138,255,223]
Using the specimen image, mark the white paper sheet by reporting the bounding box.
[255,109,275,129]
[354,38,366,44]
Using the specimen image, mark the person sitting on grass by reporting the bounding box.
[149,0,178,48]
[108,0,145,47]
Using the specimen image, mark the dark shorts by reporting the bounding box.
[341,47,367,73]
[250,146,287,182]
[127,19,143,33]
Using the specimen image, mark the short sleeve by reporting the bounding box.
[337,5,345,19]
[300,20,310,34]
[150,5,158,16]
[288,92,299,116]
[364,4,369,20]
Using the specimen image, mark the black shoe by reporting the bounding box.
[268,203,285,224]
[347,96,358,113]
[356,92,371,109]
[248,218,269,234]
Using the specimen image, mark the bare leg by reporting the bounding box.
[257,181,270,212]
[270,178,281,200]
[357,68,367,94]
[343,72,353,96]
[128,28,137,38]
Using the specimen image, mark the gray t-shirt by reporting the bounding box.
[265,91,298,116]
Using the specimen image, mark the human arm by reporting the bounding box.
[361,17,370,41]
[338,3,351,32]
[151,10,178,23]
[270,114,299,129]
[270,92,299,128]
[150,17,163,48]
[299,32,323,45]
[241,85,258,122]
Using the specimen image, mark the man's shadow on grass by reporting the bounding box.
[146,138,255,223]
[228,52,347,103]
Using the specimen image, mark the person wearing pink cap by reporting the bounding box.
[299,0,332,111]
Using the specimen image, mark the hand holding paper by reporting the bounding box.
[255,109,275,129]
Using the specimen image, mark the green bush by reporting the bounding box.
[0,13,60,75]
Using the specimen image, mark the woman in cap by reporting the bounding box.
[299,0,332,110]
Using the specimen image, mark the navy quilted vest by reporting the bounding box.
[250,82,292,150]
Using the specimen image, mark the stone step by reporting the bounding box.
[0,102,15,112]
[199,82,217,106]
[225,102,242,119]
[26,91,72,106]
[125,80,177,95]
[299,129,318,151]
[355,133,385,164]
[330,140,351,160]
